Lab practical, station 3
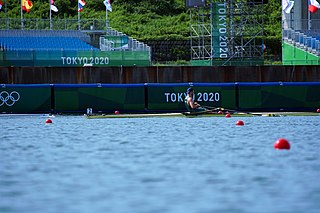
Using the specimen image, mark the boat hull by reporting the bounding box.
[84,112,319,119]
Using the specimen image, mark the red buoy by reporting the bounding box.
[317,108,320,113]
[274,138,290,150]
[114,110,120,115]
[225,113,231,118]
[236,120,244,126]
[45,119,52,124]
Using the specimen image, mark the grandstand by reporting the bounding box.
[0,19,151,67]
[0,30,97,51]
[283,29,320,55]
[282,0,320,65]
[100,28,150,52]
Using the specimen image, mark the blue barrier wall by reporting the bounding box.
[1,82,319,113]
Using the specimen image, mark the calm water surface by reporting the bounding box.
[0,115,320,213]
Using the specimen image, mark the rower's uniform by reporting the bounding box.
[184,95,206,112]
[184,95,192,111]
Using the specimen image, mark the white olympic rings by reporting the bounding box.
[0,91,21,107]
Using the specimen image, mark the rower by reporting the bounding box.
[184,88,207,112]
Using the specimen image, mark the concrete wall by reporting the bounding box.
[1,66,320,84]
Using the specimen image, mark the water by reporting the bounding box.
[0,115,320,213]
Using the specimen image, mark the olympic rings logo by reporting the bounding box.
[0,91,21,107]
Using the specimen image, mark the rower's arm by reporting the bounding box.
[188,98,200,109]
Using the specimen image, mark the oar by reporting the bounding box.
[201,105,219,109]
[201,106,225,112]
[201,106,255,115]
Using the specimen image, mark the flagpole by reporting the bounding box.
[106,6,108,30]
[21,0,24,30]
[78,10,80,30]
[5,0,8,29]
[49,0,52,30]
[308,9,311,30]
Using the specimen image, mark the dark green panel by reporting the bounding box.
[238,86,262,109]
[77,88,144,111]
[54,85,145,113]
[305,86,320,102]
[54,88,80,111]
[0,86,51,113]
[261,86,308,108]
[239,84,320,110]
[147,84,236,111]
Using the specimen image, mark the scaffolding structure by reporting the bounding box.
[190,0,264,66]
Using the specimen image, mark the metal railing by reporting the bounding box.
[282,19,320,56]
[0,18,108,31]
[100,28,151,52]
[283,19,320,31]
[283,28,320,55]
[0,18,151,51]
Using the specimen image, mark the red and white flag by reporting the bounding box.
[309,0,320,13]
[103,0,112,12]
[50,0,58,12]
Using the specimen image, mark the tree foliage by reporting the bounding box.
[0,0,281,40]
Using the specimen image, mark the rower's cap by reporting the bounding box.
[187,87,194,93]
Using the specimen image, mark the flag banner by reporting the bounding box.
[0,1,3,10]
[22,0,33,12]
[282,0,294,14]
[51,0,58,12]
[212,3,228,59]
[78,0,86,12]
[309,0,320,13]
[103,0,112,12]
[51,5,58,12]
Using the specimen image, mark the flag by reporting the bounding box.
[51,5,58,12]
[22,0,33,12]
[309,0,320,13]
[103,0,112,12]
[0,1,3,10]
[78,0,86,12]
[51,0,58,12]
[282,0,294,14]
